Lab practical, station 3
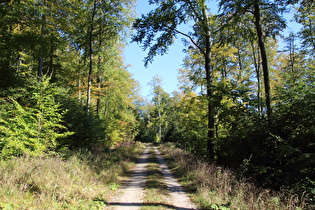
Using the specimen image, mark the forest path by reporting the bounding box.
[106,145,198,210]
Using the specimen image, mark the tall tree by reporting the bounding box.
[86,0,97,111]
[295,0,315,54]
[132,0,218,159]
[218,0,287,127]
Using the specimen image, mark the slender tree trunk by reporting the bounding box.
[96,31,103,115]
[158,93,162,141]
[38,18,45,82]
[38,47,43,81]
[202,5,215,160]
[48,36,54,79]
[96,75,101,114]
[287,34,296,80]
[251,41,262,114]
[96,53,101,114]
[78,59,83,103]
[104,99,109,117]
[205,41,215,160]
[254,2,272,127]
[236,46,243,81]
[87,0,97,112]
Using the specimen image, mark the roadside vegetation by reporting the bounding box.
[160,143,308,210]
[0,142,144,209]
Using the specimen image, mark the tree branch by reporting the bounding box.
[172,28,206,56]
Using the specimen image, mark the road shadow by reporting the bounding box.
[107,202,196,210]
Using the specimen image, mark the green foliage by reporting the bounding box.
[294,1,315,54]
[56,95,105,149]
[0,78,72,157]
[154,133,161,144]
[0,0,139,153]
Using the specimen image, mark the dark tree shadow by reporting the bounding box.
[107,202,196,210]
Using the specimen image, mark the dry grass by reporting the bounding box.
[160,143,307,210]
[0,142,144,209]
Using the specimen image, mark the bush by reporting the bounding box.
[0,78,72,158]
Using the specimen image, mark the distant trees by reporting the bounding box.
[137,76,171,143]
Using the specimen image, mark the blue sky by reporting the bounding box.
[123,0,300,98]
[124,0,219,97]
[124,1,188,98]
[124,31,185,98]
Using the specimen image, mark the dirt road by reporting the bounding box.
[107,145,198,210]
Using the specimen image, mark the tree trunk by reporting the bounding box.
[78,59,83,103]
[254,2,272,128]
[205,42,215,160]
[96,30,103,115]
[96,75,101,114]
[236,46,243,81]
[38,48,43,81]
[251,41,262,114]
[48,35,54,79]
[202,6,215,160]
[158,95,162,141]
[38,13,46,82]
[87,0,97,112]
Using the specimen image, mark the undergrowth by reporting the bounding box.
[160,143,308,210]
[0,142,144,209]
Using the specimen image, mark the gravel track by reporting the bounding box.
[106,145,197,210]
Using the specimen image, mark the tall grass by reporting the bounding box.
[0,142,144,209]
[160,143,307,210]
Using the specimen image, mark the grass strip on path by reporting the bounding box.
[141,147,173,210]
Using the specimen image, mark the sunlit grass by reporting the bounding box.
[0,142,144,209]
[160,143,307,210]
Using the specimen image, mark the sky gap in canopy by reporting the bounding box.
[123,0,300,98]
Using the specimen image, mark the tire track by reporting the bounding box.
[153,147,198,210]
[107,147,149,210]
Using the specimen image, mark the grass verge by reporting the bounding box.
[0,141,144,209]
[160,143,307,210]
[141,147,171,210]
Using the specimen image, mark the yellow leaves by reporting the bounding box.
[212,43,238,63]
[220,95,234,107]
[106,118,136,146]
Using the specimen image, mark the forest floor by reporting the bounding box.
[106,145,198,210]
